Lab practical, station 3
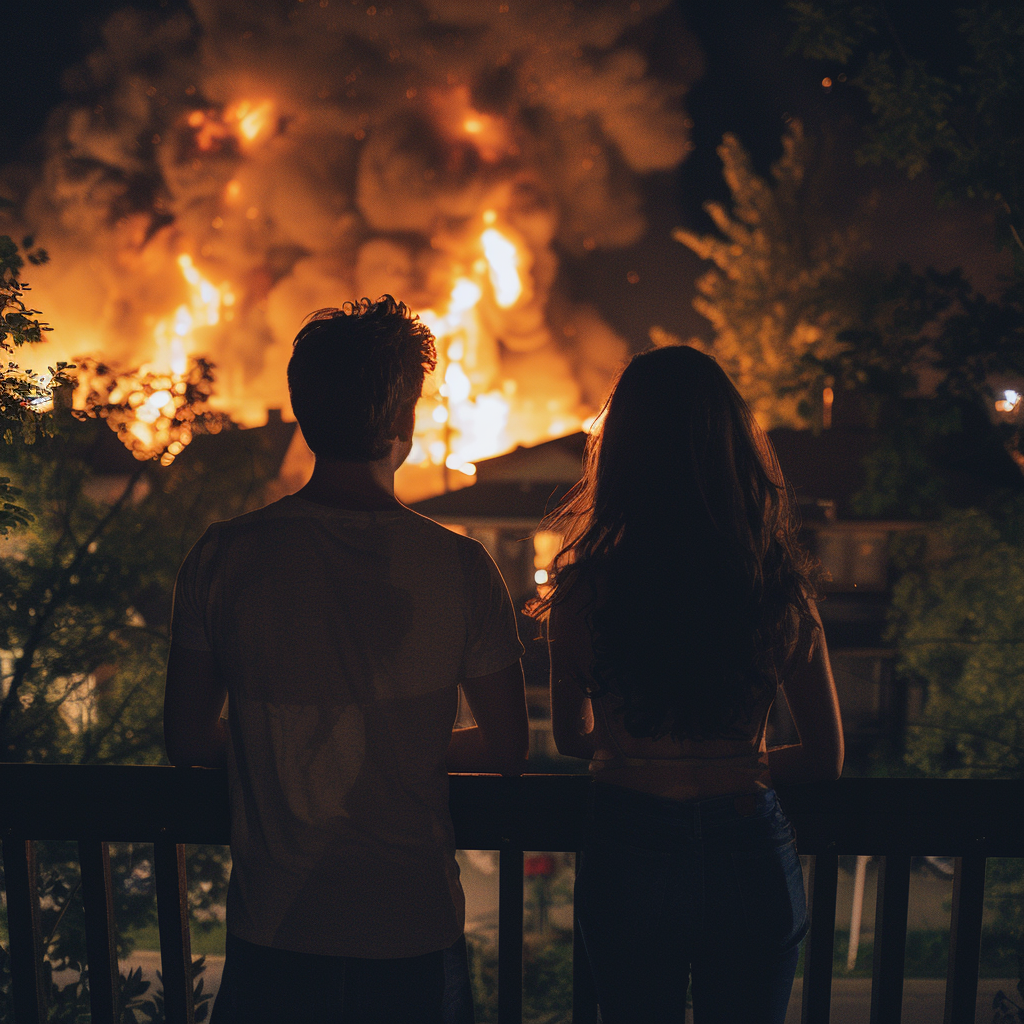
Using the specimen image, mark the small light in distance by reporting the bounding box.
[995,389,1021,412]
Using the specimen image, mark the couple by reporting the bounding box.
[164,296,842,1024]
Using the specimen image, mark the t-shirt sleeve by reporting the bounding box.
[459,539,525,679]
[169,529,215,652]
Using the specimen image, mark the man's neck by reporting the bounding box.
[295,456,404,512]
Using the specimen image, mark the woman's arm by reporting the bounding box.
[548,601,598,760]
[768,601,844,784]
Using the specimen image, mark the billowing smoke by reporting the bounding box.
[3,0,697,493]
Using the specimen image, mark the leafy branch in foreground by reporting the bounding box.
[787,0,1024,265]
[0,232,74,534]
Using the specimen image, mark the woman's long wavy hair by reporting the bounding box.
[529,345,818,742]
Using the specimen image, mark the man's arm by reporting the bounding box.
[447,661,529,775]
[164,643,228,768]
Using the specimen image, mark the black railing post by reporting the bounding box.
[498,844,524,1024]
[2,837,48,1024]
[79,839,121,1024]
[802,851,838,1024]
[572,851,597,1024]
[870,854,911,1024]
[943,854,986,1024]
[154,836,195,1024]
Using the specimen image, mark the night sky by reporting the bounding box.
[2,0,1007,349]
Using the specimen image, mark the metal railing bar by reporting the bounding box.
[497,845,524,1024]
[870,854,911,1024]
[571,852,597,1024]
[1,837,48,1024]
[943,854,986,1024]
[801,852,839,1024]
[154,837,195,1024]
[78,839,121,1024]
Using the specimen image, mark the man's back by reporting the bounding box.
[171,494,524,958]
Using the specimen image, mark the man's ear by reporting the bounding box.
[394,401,416,442]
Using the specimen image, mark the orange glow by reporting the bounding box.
[406,212,588,485]
[92,254,235,463]
[187,101,274,152]
[481,227,522,308]
[226,100,274,143]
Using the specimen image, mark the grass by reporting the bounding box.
[123,922,227,958]
[822,928,1021,979]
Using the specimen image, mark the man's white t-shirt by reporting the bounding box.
[170,494,524,959]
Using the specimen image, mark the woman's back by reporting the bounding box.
[549,567,788,802]
[537,345,843,1023]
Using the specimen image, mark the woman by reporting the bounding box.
[531,346,843,1024]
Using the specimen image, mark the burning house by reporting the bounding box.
[2,0,697,496]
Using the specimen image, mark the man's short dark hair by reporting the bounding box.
[288,295,437,461]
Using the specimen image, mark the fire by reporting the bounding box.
[226,100,274,144]
[187,99,274,151]
[76,254,234,464]
[404,215,581,486]
[481,227,522,308]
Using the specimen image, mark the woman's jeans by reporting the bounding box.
[575,785,807,1024]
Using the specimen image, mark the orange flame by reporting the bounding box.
[481,225,522,308]
[226,100,274,144]
[404,214,582,485]
[187,99,274,151]
[81,254,234,463]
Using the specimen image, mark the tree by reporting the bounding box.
[672,121,863,428]
[787,0,1024,266]
[673,124,1024,512]
[0,232,73,535]
[0,359,225,764]
[888,502,1024,779]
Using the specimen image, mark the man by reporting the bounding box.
[164,295,529,1023]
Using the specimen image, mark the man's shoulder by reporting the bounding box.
[398,509,491,560]
[183,497,302,555]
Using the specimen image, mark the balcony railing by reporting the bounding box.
[1,767,1022,1024]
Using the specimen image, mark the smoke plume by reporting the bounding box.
[3,0,698,490]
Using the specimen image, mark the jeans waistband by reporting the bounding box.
[591,783,777,831]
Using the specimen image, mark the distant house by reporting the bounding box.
[411,428,925,767]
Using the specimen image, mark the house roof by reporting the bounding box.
[411,427,882,524]
[411,480,576,527]
[474,432,587,484]
[78,407,298,481]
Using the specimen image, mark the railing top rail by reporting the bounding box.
[0,766,1022,855]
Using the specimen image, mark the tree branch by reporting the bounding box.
[0,465,147,743]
